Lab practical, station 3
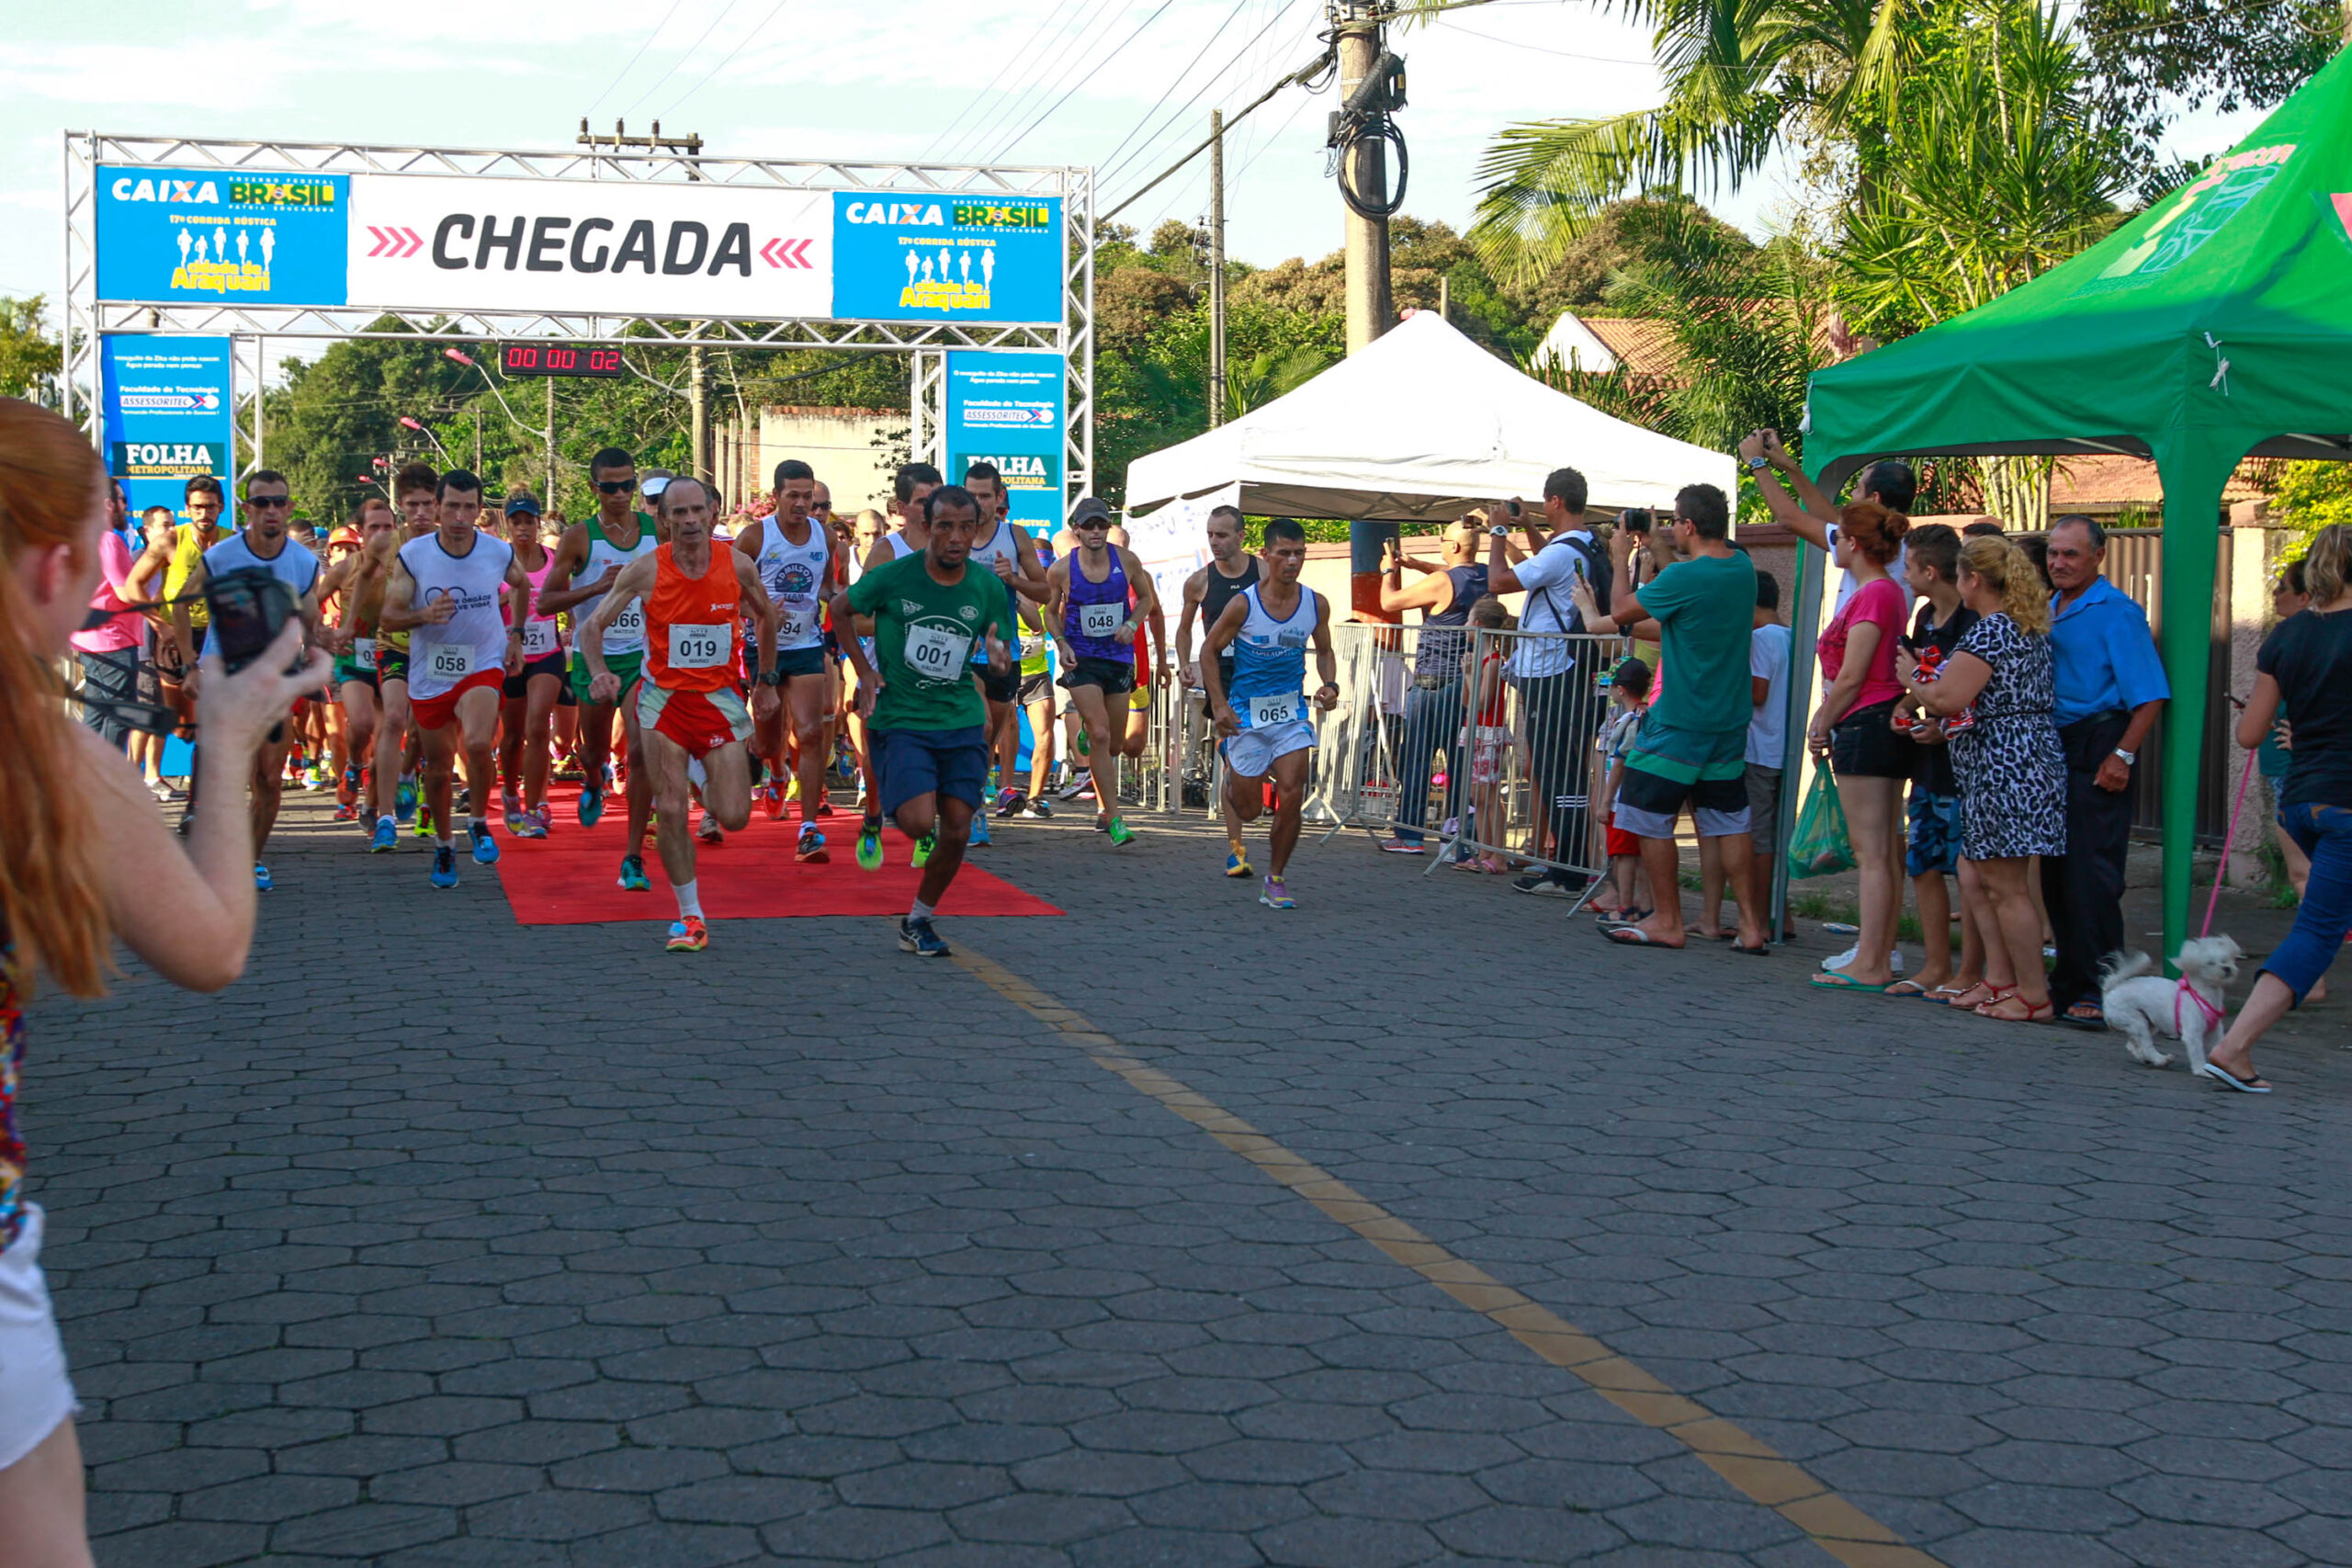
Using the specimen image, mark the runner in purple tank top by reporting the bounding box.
[1045,498,1162,846]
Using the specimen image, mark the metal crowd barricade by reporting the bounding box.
[1437,626,1626,897]
[1310,623,1422,833]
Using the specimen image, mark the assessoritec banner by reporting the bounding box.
[96,165,1065,325]
[99,335,235,529]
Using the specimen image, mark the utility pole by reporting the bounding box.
[1335,1,1394,356]
[545,377,556,507]
[578,118,710,487]
[1208,109,1227,428]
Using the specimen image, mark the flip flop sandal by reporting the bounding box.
[1731,942,1770,957]
[1602,926,1679,948]
[1884,980,1931,998]
[2200,1061,2272,1094]
[1924,985,1973,1006]
[1809,972,1887,993]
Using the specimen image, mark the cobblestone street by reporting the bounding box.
[29,795,2352,1567]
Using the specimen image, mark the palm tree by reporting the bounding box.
[1453,0,1927,277]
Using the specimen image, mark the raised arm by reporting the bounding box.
[1738,429,1831,552]
[1379,536,1457,615]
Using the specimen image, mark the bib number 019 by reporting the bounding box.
[669,624,728,670]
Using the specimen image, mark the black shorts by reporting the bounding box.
[1017,670,1053,706]
[746,645,830,682]
[503,650,567,700]
[1057,656,1136,696]
[376,645,410,686]
[981,668,1021,705]
[1829,697,1917,781]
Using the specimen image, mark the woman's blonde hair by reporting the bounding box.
[1468,592,1510,628]
[1959,534,2050,636]
[0,398,111,997]
[2304,523,2351,606]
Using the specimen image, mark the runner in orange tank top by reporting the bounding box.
[581,479,780,953]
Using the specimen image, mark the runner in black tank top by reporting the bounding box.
[1176,505,1266,876]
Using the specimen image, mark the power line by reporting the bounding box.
[1093,0,1263,181]
[619,0,740,121]
[949,0,1141,164]
[583,0,692,117]
[1097,0,1308,190]
[663,0,796,118]
[1099,42,1334,221]
[921,0,1094,160]
[994,0,1187,162]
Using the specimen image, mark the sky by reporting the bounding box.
[7,0,2276,336]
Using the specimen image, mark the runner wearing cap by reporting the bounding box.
[833,483,1014,956]
[497,494,563,839]
[1043,497,1159,847]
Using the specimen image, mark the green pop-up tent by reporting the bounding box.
[1799,47,2352,963]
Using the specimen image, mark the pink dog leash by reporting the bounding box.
[2201,749,2260,940]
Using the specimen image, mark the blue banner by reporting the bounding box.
[101,335,236,531]
[95,167,349,306]
[945,351,1066,527]
[831,195,1062,323]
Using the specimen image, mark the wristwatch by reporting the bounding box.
[2112,746,2136,764]
[1488,525,1511,538]
[1745,456,1771,471]
[757,667,786,687]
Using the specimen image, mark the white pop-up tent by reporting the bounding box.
[1124,310,1735,520]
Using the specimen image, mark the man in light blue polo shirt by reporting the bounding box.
[2044,514,2169,1027]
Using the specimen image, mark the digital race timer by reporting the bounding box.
[498,344,625,378]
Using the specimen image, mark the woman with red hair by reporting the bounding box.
[0,398,324,1563]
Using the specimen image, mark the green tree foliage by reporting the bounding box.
[2076,0,2336,186]
[2269,462,2352,560]
[0,297,62,404]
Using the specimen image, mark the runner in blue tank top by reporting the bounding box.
[1200,517,1338,909]
[1045,498,1162,847]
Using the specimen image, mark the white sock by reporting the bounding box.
[378,814,394,829]
[436,835,455,849]
[910,897,936,922]
[469,816,488,833]
[673,879,703,919]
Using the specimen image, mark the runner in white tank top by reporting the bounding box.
[382,472,533,891]
[731,460,840,859]
[957,465,1050,829]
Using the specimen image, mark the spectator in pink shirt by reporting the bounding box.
[70,480,145,753]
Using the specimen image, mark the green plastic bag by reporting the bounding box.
[1787,769,1856,879]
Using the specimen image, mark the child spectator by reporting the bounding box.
[1455,596,1516,874]
[1716,571,1791,940]
[1890,524,1984,1001]
[1592,656,1655,920]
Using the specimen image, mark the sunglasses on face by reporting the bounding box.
[1076,520,1109,531]
[249,494,292,509]
[596,479,635,495]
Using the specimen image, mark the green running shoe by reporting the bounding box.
[910,831,935,870]
[616,853,651,892]
[1104,816,1135,847]
[856,818,884,872]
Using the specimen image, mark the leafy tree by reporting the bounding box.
[2269,462,2352,562]
[2076,0,2337,186]
[0,297,62,405]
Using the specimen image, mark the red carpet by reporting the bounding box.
[493,782,1062,925]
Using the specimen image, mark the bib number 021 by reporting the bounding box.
[668,624,729,670]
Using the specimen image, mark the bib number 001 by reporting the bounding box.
[1247,692,1300,728]
[903,622,973,681]
[668,624,729,670]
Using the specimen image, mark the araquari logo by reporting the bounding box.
[898,243,996,313]
[2096,145,2295,287]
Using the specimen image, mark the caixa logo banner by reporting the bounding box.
[96,165,1065,326]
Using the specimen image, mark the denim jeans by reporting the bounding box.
[2267,799,2352,1003]
[1392,676,1464,845]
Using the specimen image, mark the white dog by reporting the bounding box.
[2099,937,2242,1074]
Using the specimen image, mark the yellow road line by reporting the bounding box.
[950,942,1946,1568]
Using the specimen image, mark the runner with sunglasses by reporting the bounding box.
[1043,498,1159,846]
[169,469,337,890]
[537,448,663,892]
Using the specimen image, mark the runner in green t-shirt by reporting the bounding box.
[835,484,1014,957]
